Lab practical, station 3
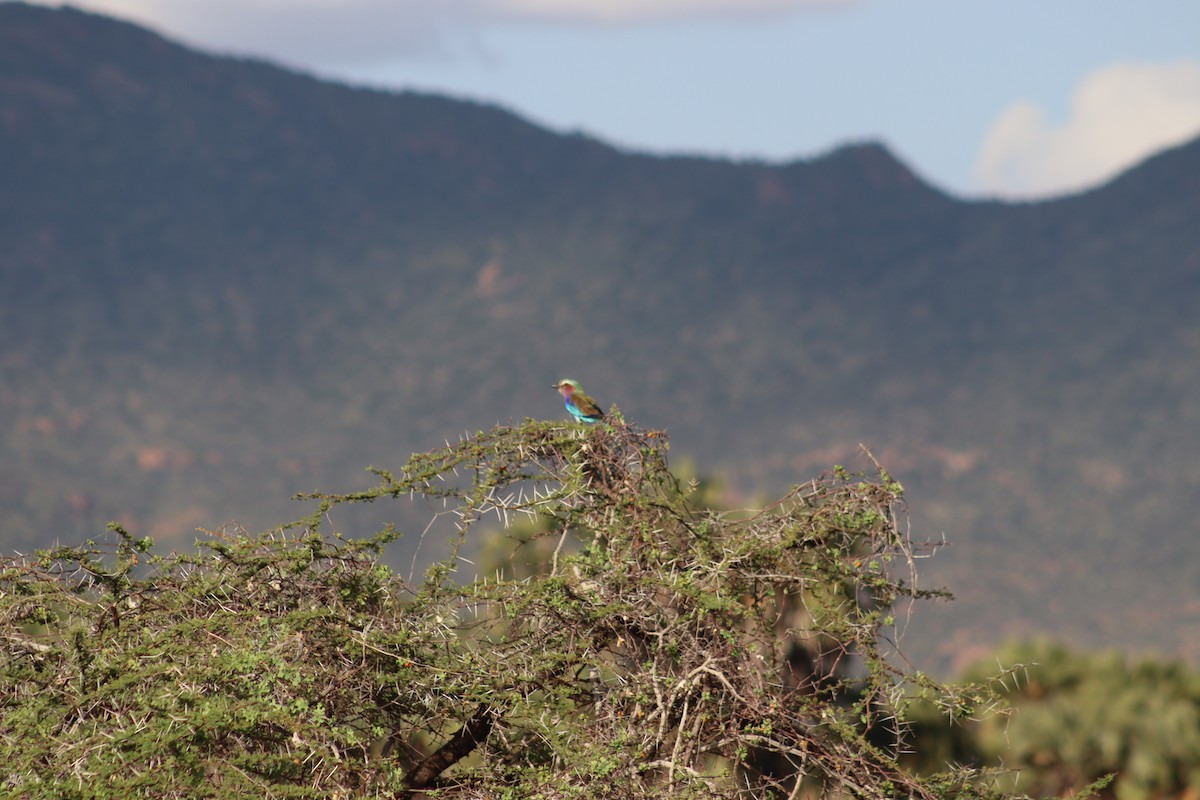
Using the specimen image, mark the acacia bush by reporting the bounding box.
[2,420,1014,798]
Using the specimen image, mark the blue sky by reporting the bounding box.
[40,0,1200,198]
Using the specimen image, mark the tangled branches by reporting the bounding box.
[0,420,1004,799]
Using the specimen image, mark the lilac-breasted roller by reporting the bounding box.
[553,379,604,424]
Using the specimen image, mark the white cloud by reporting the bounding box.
[974,60,1200,199]
[50,0,851,66]
[63,1,471,63]
[73,0,849,22]
[489,0,846,24]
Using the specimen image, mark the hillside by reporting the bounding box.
[2,2,1199,672]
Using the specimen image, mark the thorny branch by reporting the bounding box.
[1,420,1001,800]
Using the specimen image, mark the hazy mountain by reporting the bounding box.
[3,3,1199,673]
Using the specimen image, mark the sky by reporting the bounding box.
[34,0,1200,199]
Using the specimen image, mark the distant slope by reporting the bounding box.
[2,3,1199,672]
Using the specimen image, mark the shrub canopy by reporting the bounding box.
[2,421,1011,799]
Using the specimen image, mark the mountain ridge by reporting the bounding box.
[3,2,1199,673]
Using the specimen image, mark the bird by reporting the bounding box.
[553,378,605,424]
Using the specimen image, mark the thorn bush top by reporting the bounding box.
[0,420,1021,799]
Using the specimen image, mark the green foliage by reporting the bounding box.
[0,421,1012,798]
[0,524,419,798]
[906,639,1200,800]
[966,641,1200,800]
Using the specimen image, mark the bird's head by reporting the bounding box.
[553,379,581,397]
